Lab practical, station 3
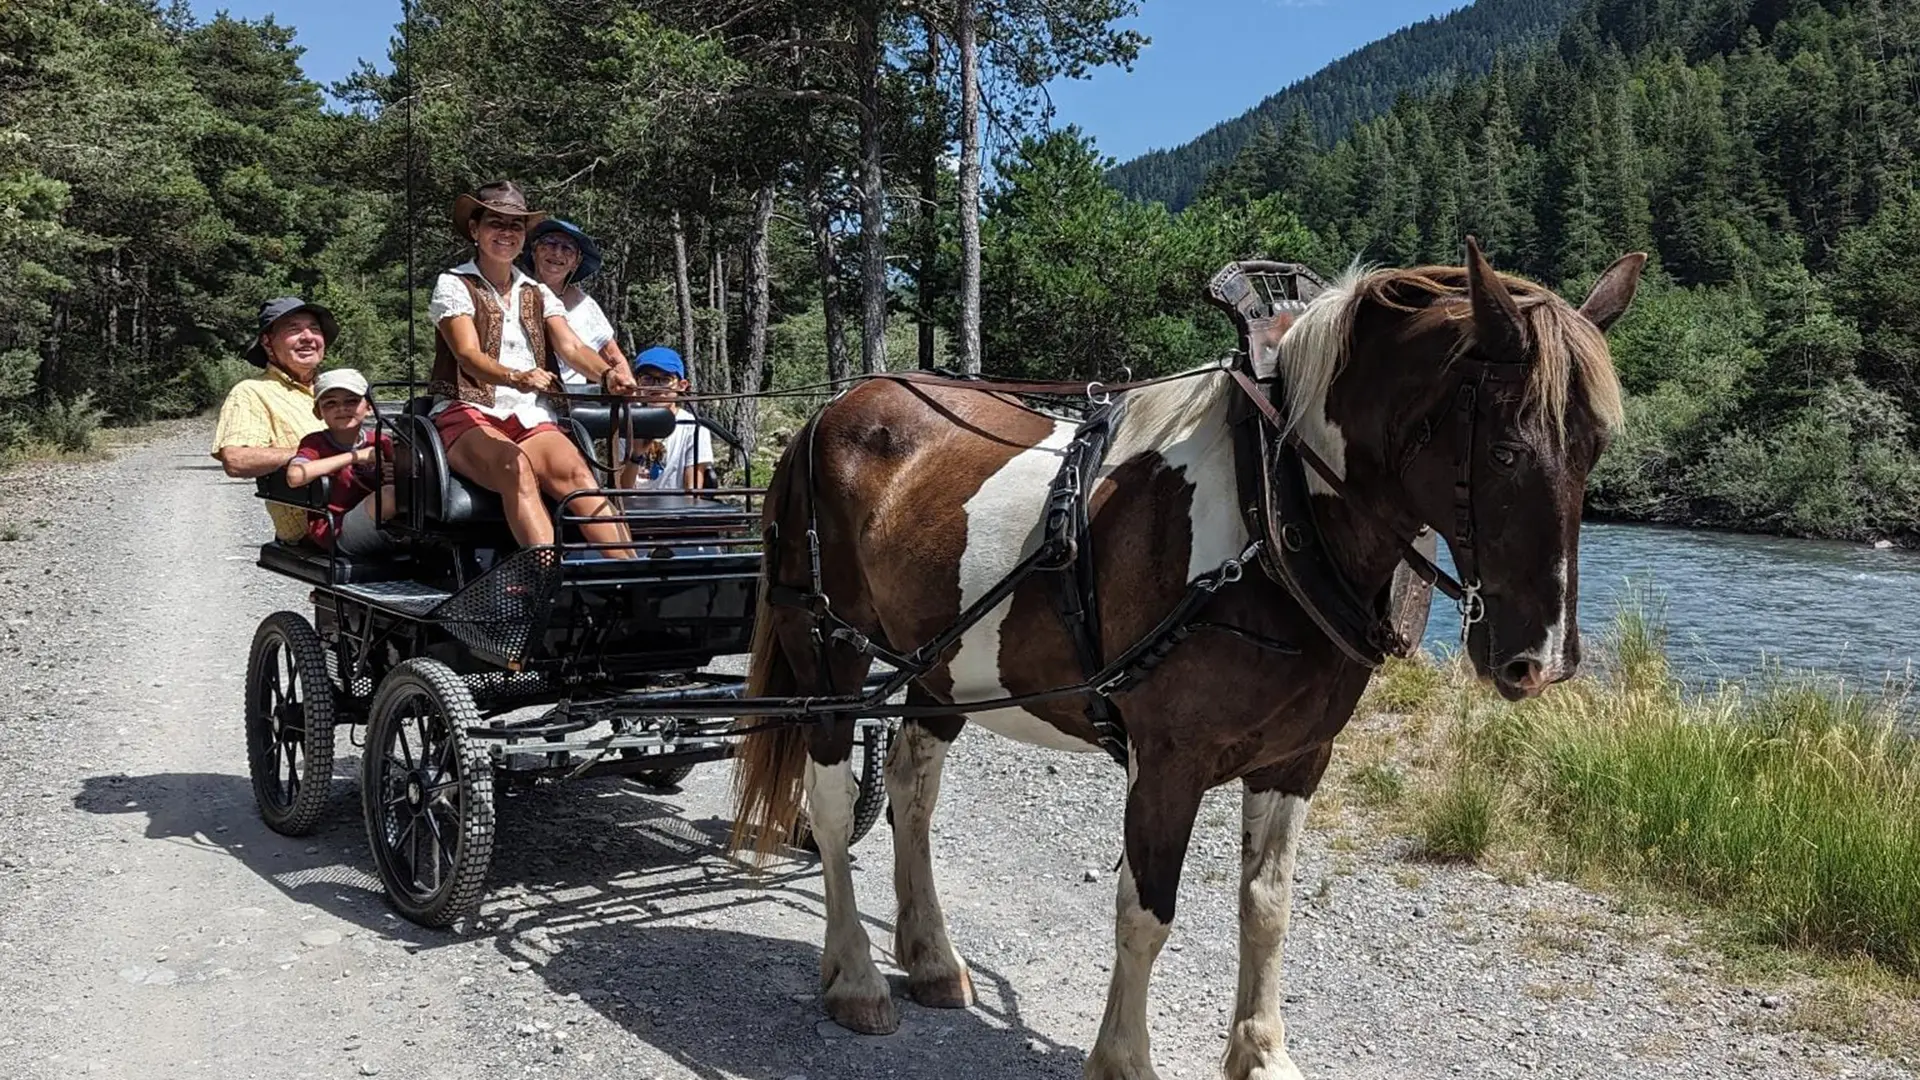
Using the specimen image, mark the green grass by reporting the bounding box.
[1363,654,1449,714]
[1420,600,1920,976]
[1347,760,1409,807]
[1414,765,1501,860]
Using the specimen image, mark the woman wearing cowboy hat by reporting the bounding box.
[427,180,638,555]
[519,218,635,393]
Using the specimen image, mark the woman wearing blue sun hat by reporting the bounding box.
[519,218,635,393]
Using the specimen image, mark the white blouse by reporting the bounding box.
[556,292,616,388]
[428,260,567,425]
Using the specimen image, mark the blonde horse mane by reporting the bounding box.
[1277,264,1626,441]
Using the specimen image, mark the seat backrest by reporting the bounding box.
[568,400,677,443]
[388,411,446,527]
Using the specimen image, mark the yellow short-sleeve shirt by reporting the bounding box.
[210,365,325,543]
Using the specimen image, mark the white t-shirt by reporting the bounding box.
[427,261,567,425]
[556,292,616,389]
[628,415,714,492]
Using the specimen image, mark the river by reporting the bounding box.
[1416,521,1920,694]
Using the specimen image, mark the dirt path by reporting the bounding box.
[0,423,1909,1080]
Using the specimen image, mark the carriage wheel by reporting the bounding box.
[246,611,337,836]
[797,720,894,853]
[629,763,696,790]
[361,658,495,929]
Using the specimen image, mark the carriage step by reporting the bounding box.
[332,579,452,617]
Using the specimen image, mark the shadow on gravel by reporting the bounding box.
[75,770,1080,1078]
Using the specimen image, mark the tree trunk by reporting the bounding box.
[735,182,776,460]
[857,0,888,374]
[671,208,697,375]
[957,0,982,374]
[807,165,851,386]
[712,243,731,394]
[917,16,942,371]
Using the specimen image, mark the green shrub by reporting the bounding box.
[37,391,107,453]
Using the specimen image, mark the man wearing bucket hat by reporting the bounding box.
[427,180,636,556]
[520,218,634,393]
[210,296,339,543]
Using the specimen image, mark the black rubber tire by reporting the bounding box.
[361,658,496,930]
[245,611,337,836]
[797,721,894,853]
[629,763,696,789]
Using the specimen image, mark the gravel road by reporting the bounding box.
[0,421,1911,1080]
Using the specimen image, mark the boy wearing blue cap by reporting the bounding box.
[620,346,713,494]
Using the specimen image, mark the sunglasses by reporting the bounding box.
[533,235,579,254]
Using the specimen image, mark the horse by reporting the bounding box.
[730,239,1645,1080]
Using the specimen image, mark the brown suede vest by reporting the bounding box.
[429,272,554,408]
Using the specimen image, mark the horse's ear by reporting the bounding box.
[1577,252,1648,333]
[1464,235,1526,359]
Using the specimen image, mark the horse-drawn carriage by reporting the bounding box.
[238,245,1643,1079]
[243,393,892,927]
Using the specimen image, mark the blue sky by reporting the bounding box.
[188,0,1468,164]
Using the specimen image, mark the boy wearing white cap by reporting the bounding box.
[284,369,397,556]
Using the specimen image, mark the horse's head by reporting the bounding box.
[1303,239,1644,700]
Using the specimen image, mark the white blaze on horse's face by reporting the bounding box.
[1504,555,1572,691]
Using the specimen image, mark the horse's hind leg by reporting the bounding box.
[808,709,899,1034]
[886,699,973,1008]
[1086,755,1204,1080]
[1222,747,1329,1080]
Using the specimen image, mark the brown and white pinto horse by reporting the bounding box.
[732,241,1645,1079]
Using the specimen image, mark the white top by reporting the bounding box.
[628,415,714,492]
[428,260,567,424]
[556,292,616,388]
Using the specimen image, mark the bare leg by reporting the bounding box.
[807,715,898,1034]
[445,426,550,547]
[1085,755,1202,1080]
[1222,788,1310,1080]
[886,710,972,1007]
[519,430,634,557]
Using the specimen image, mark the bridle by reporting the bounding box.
[1227,347,1530,653]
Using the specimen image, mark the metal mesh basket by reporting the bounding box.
[430,546,563,667]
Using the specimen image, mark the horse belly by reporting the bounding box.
[943,421,1101,755]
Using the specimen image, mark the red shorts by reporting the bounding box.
[434,403,561,449]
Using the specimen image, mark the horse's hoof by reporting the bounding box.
[907,963,975,1009]
[824,984,899,1035]
[1082,1050,1160,1080]
[1223,1019,1303,1080]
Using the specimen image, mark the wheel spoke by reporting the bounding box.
[423,810,447,892]
[396,716,417,771]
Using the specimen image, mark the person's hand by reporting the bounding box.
[603,368,637,396]
[512,368,557,393]
[352,445,377,467]
[380,459,394,484]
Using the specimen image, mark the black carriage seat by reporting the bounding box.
[252,470,413,586]
[562,399,677,471]
[392,396,506,526]
[389,396,678,530]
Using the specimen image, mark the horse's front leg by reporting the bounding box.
[1086,754,1204,1080]
[886,706,974,1007]
[1223,748,1329,1080]
[807,714,898,1034]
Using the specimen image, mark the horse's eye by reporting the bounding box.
[1491,444,1520,467]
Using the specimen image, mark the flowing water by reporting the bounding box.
[1417,521,1920,695]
